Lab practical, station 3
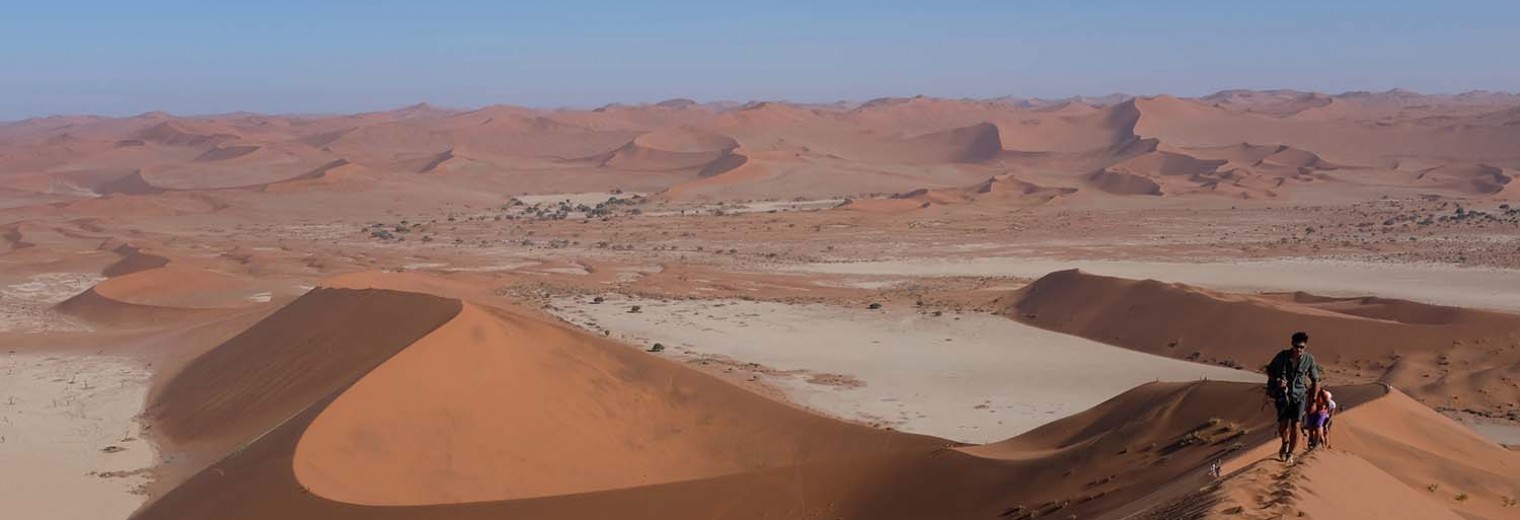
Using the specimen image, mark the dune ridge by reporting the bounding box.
[5,90,1519,207]
[1002,269,1520,421]
[127,277,1520,520]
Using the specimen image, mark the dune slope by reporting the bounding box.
[1001,269,1520,422]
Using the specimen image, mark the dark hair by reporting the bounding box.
[1291,331,1309,345]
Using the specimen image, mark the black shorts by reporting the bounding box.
[1275,394,1306,423]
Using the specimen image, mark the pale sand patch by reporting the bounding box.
[0,354,154,520]
[809,278,905,290]
[1463,422,1520,446]
[539,266,590,276]
[642,198,844,217]
[780,258,1520,311]
[0,272,104,332]
[440,261,540,273]
[513,192,644,206]
[552,297,1260,443]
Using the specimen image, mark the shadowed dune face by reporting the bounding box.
[1413,164,1513,195]
[139,279,1433,520]
[293,303,905,504]
[140,320,1516,520]
[150,288,461,447]
[100,244,170,277]
[1002,269,1520,420]
[103,271,1513,520]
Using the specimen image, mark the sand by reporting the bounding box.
[780,257,1520,311]
[0,272,104,332]
[551,295,1260,442]
[0,353,154,520]
[5,90,1520,519]
[1466,422,1520,446]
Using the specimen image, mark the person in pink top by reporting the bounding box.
[1303,387,1335,450]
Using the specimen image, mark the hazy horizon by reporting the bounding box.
[12,87,1520,123]
[4,1,1518,120]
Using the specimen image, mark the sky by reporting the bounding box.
[2,1,1518,119]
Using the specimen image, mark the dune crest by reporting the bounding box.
[1002,269,1520,421]
[293,303,903,504]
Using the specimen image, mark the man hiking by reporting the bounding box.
[1266,331,1321,463]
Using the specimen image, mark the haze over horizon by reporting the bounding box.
[4,1,1519,120]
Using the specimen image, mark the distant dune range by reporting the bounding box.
[1,89,1517,213]
[122,273,1517,520]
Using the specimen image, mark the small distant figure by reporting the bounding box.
[1266,331,1322,464]
[1209,459,1222,479]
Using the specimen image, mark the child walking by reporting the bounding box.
[1304,388,1335,450]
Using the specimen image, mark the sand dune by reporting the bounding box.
[6,92,1520,519]
[1150,386,1520,519]
[100,244,170,277]
[192,144,261,162]
[149,288,460,451]
[839,174,1077,212]
[130,121,239,148]
[294,302,907,504]
[1087,142,1335,198]
[55,266,266,326]
[414,148,462,173]
[107,273,1516,520]
[889,122,1005,163]
[130,288,1518,520]
[1202,89,1335,116]
[1413,164,1513,195]
[1003,269,1520,422]
[588,128,741,172]
[92,170,162,196]
[3,90,1518,204]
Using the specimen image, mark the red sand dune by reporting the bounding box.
[55,265,267,326]
[587,127,741,172]
[93,170,163,196]
[100,243,170,277]
[839,174,1077,212]
[126,278,1520,520]
[192,144,262,162]
[1002,269,1520,421]
[1413,164,1513,195]
[3,90,1518,204]
[1146,387,1519,519]
[415,148,461,173]
[292,302,907,504]
[148,289,461,451]
[131,121,240,147]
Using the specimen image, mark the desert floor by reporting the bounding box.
[0,353,153,520]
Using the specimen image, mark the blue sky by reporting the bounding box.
[2,1,1517,119]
